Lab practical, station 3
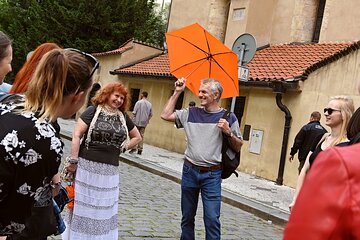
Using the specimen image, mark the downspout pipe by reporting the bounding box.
[275,92,292,185]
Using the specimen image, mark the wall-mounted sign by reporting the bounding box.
[249,129,263,155]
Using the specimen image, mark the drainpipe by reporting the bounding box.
[272,82,292,185]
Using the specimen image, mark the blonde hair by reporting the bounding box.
[24,49,93,121]
[330,95,354,145]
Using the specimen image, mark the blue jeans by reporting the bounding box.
[180,163,222,240]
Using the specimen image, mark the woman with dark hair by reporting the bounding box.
[0,48,99,239]
[66,82,141,239]
[10,42,61,94]
[86,82,101,107]
[0,31,12,89]
[346,107,360,144]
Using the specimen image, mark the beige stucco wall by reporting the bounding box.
[238,50,360,187]
[245,0,277,47]
[319,0,360,42]
[93,54,123,85]
[224,0,249,48]
[238,87,285,183]
[170,0,360,56]
[168,0,229,41]
[225,0,318,47]
[269,0,296,44]
[168,0,212,33]
[95,42,162,87]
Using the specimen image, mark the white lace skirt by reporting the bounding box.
[66,157,119,240]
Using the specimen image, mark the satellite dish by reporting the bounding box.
[231,33,256,66]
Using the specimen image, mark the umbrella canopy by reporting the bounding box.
[166,23,239,99]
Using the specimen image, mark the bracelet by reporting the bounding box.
[66,156,79,164]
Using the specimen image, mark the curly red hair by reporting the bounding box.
[92,82,129,112]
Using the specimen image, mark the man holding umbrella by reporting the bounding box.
[161,77,243,239]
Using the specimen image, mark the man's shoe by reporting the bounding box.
[129,149,136,154]
[137,150,142,155]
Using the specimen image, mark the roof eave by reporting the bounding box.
[110,71,176,80]
[239,79,300,91]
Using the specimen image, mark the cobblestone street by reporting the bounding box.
[117,162,283,239]
[51,139,284,239]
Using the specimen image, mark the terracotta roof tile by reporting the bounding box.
[113,53,173,78]
[92,45,133,57]
[113,41,360,81]
[92,39,163,57]
[248,42,360,81]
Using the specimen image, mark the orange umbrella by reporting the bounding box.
[166,23,239,99]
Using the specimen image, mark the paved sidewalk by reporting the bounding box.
[58,118,294,226]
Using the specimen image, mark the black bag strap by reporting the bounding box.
[222,110,230,120]
[221,110,231,142]
[0,93,11,102]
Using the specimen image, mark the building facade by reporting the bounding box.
[95,0,360,187]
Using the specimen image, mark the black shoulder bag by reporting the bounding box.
[221,110,241,179]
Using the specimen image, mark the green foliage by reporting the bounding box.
[0,0,166,82]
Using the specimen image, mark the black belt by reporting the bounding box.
[184,159,222,172]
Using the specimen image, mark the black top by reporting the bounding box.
[79,106,134,166]
[0,94,62,238]
[290,121,327,161]
[309,134,349,167]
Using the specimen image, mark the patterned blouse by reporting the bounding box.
[79,105,135,166]
[0,95,63,238]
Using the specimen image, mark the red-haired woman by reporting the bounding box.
[10,42,60,94]
[66,82,141,239]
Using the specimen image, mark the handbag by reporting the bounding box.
[221,110,241,179]
[53,185,71,212]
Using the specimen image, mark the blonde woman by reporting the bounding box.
[289,95,354,210]
[0,48,99,239]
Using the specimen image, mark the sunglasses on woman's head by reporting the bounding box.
[324,108,341,115]
[65,48,100,80]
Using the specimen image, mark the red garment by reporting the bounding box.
[284,144,360,240]
[66,185,75,209]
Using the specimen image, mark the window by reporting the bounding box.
[233,8,245,21]
[234,96,246,126]
[312,0,326,43]
[130,88,140,111]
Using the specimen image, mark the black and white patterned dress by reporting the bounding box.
[68,106,134,240]
[0,95,63,238]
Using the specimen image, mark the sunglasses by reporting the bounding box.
[324,108,341,115]
[65,48,100,81]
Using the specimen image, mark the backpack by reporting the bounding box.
[221,110,241,179]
